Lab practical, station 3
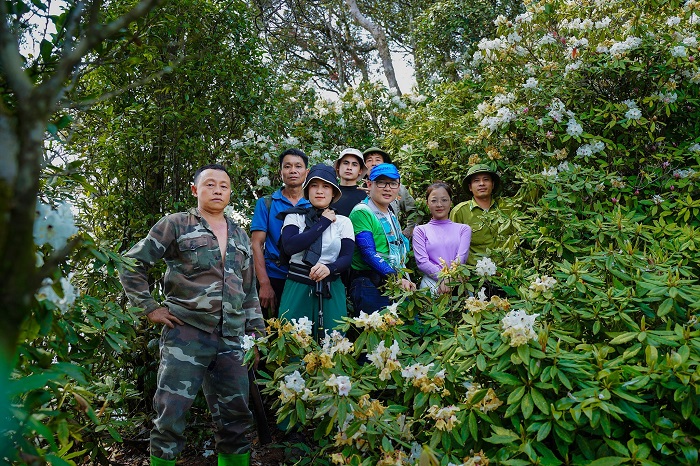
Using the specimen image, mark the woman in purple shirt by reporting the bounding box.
[413,181,472,294]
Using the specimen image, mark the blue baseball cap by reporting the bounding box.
[369,163,400,181]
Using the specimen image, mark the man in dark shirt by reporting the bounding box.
[332,148,367,216]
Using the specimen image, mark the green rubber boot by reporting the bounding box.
[218,451,250,466]
[150,455,176,466]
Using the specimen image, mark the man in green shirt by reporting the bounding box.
[449,164,515,265]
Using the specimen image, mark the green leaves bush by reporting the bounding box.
[252,1,700,464]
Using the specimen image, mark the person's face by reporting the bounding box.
[280,155,308,188]
[192,168,231,212]
[427,187,451,220]
[368,176,400,208]
[337,155,363,183]
[307,179,334,208]
[469,173,494,201]
[364,153,385,172]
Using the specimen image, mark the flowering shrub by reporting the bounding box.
[250,1,700,464]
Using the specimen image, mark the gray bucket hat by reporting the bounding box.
[303,164,342,203]
[334,148,367,178]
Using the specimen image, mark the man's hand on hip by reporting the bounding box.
[147,307,184,328]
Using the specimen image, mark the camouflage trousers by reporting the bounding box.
[151,322,252,460]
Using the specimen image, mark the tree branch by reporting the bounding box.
[36,0,164,107]
[0,1,34,101]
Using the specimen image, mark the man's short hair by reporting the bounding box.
[194,164,230,184]
[278,148,309,168]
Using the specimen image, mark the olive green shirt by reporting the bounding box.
[449,198,515,265]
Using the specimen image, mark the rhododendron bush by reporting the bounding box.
[249,0,700,464]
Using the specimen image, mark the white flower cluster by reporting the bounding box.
[689,143,700,152]
[426,141,439,150]
[501,310,539,347]
[537,33,558,46]
[283,136,300,147]
[242,334,257,351]
[652,194,664,205]
[657,91,678,104]
[566,119,584,137]
[352,304,402,330]
[475,257,496,277]
[35,275,77,313]
[576,140,605,158]
[667,16,682,27]
[608,36,642,57]
[541,166,558,178]
[684,36,698,47]
[671,45,688,57]
[401,362,445,393]
[624,100,642,120]
[529,275,557,292]
[34,201,79,250]
[256,176,271,187]
[426,405,460,431]
[522,77,539,89]
[293,316,313,336]
[321,330,354,357]
[547,99,571,123]
[279,370,313,403]
[464,287,489,313]
[408,94,427,104]
[674,168,696,178]
[368,339,401,381]
[325,374,352,396]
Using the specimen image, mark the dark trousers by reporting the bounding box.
[348,276,390,316]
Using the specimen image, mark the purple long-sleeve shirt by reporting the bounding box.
[412,219,472,280]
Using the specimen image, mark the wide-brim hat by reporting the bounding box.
[368,163,400,181]
[334,148,367,178]
[362,147,391,164]
[463,163,501,197]
[303,164,342,203]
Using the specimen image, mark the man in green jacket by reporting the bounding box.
[449,163,516,265]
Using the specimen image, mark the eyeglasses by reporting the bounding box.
[374,180,400,189]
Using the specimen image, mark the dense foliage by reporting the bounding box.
[5,0,700,464]
[251,0,700,464]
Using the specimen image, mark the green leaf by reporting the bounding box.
[484,426,519,444]
[586,457,630,466]
[657,297,674,317]
[531,388,550,415]
[521,392,534,419]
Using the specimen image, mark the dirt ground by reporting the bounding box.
[104,418,305,465]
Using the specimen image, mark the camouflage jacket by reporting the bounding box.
[120,208,264,337]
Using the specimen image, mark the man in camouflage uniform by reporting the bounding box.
[120,164,264,466]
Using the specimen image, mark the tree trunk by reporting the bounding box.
[343,0,401,95]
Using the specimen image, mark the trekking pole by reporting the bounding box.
[315,280,325,343]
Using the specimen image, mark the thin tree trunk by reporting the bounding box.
[343,0,401,95]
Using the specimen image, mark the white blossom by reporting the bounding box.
[625,108,642,120]
[566,119,584,137]
[542,166,558,178]
[242,334,256,351]
[325,374,351,396]
[283,136,300,146]
[683,36,698,47]
[522,77,539,89]
[34,201,79,250]
[501,310,539,346]
[667,16,682,26]
[475,257,497,276]
[652,194,664,205]
[35,275,77,313]
[530,275,557,292]
[671,45,687,57]
[256,176,271,187]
